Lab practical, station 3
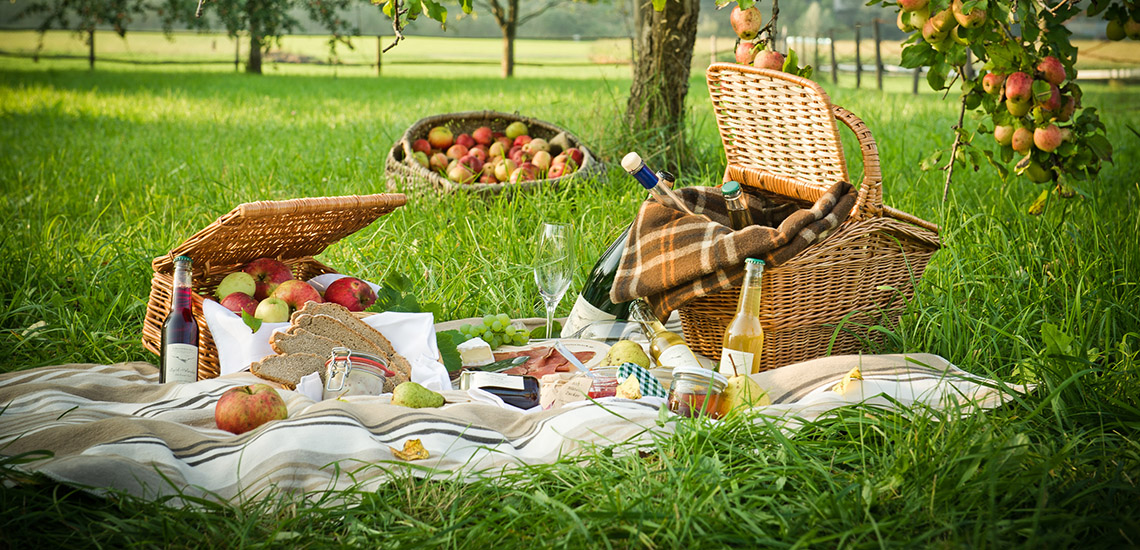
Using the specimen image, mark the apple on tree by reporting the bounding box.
[215,384,288,435]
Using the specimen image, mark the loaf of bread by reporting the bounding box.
[250,353,324,388]
[288,302,414,381]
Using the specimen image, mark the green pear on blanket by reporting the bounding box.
[601,340,650,370]
[391,381,444,408]
[215,384,288,435]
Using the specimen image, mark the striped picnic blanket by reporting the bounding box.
[0,353,1024,504]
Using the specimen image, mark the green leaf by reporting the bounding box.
[458,0,472,14]
[652,0,666,11]
[1041,323,1075,357]
[1031,80,1052,104]
[900,44,934,69]
[1086,134,1113,162]
[530,321,562,339]
[435,329,465,372]
[1027,188,1049,215]
[926,61,948,91]
[422,0,447,23]
[241,309,262,333]
[920,149,944,171]
[782,48,799,74]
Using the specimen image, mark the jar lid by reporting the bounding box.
[671,365,727,386]
[721,181,741,195]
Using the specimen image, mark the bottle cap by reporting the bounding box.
[174,255,192,264]
[746,258,765,266]
[656,170,675,183]
[620,152,644,173]
[722,181,741,196]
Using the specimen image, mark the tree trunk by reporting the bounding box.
[247,29,262,74]
[625,0,699,162]
[501,24,515,78]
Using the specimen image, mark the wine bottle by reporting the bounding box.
[719,258,765,377]
[160,255,200,384]
[630,299,703,369]
[560,153,688,338]
[722,180,755,231]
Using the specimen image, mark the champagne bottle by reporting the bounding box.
[161,255,200,384]
[719,258,765,377]
[630,299,703,369]
[560,152,689,338]
[722,180,755,230]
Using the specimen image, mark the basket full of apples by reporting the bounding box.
[141,193,407,380]
[385,110,604,194]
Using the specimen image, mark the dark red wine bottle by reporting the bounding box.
[160,255,199,383]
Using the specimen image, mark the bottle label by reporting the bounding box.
[463,371,525,391]
[560,294,617,338]
[658,344,703,369]
[163,343,198,383]
[719,348,754,377]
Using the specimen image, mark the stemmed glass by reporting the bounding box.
[533,222,574,339]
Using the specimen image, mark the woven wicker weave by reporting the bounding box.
[384,110,604,194]
[682,63,940,371]
[142,194,406,380]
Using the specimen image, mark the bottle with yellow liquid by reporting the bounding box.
[630,298,703,370]
[719,258,765,377]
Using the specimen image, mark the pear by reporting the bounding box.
[391,381,444,408]
[601,340,651,369]
[719,374,770,417]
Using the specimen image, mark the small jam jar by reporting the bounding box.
[667,366,728,419]
[323,347,394,399]
[587,366,619,399]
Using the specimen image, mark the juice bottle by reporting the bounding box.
[719,258,765,377]
[160,255,199,383]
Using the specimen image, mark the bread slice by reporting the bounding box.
[270,328,340,357]
[289,302,414,381]
[250,353,324,388]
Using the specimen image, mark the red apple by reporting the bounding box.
[427,126,453,150]
[513,135,533,148]
[272,279,322,310]
[898,0,928,11]
[472,126,493,146]
[243,258,293,301]
[494,159,517,182]
[1005,71,1033,102]
[469,147,488,163]
[729,6,763,40]
[488,141,507,159]
[532,150,552,171]
[510,162,539,183]
[523,138,549,153]
[1033,124,1063,153]
[1037,83,1061,111]
[548,164,567,179]
[495,136,512,150]
[753,50,785,71]
[448,164,475,184]
[735,41,757,65]
[479,172,498,184]
[993,124,1014,146]
[951,0,984,28]
[324,277,377,312]
[459,154,484,174]
[411,139,432,155]
[220,292,259,316]
[1011,127,1034,153]
[215,384,288,435]
[562,147,585,167]
[456,133,476,149]
[446,144,469,160]
[1037,56,1065,85]
[1056,95,1076,122]
[509,145,529,164]
[981,72,1005,95]
[429,152,449,172]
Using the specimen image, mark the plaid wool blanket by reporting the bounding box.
[612,181,856,318]
[0,353,1025,505]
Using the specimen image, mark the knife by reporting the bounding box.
[474,356,527,373]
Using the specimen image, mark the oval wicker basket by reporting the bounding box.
[384,110,604,194]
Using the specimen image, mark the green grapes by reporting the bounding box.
[458,313,531,349]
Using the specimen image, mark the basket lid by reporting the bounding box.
[152,194,406,274]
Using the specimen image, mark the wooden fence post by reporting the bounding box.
[855,24,862,89]
[874,19,883,90]
[377,36,383,76]
[235,34,240,72]
[88,29,94,70]
[814,33,820,71]
[830,29,838,84]
[964,48,974,80]
[913,67,921,95]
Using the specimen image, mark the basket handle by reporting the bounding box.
[831,105,883,221]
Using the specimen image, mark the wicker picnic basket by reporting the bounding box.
[384,110,604,194]
[679,63,941,371]
[141,194,407,380]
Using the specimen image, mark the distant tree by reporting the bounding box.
[625,0,700,159]
[170,0,358,73]
[15,0,151,69]
[479,0,599,78]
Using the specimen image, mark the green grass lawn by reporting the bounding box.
[1,48,1139,547]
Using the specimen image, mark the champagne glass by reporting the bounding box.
[533,222,574,339]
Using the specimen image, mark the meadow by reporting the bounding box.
[1,36,1139,547]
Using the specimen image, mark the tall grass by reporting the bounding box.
[1,55,1138,547]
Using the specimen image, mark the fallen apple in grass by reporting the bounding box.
[243,258,292,300]
[215,384,288,435]
[324,277,377,312]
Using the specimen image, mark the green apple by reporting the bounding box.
[254,297,290,323]
[216,271,256,300]
[505,121,528,140]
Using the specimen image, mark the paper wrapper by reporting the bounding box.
[540,373,593,409]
